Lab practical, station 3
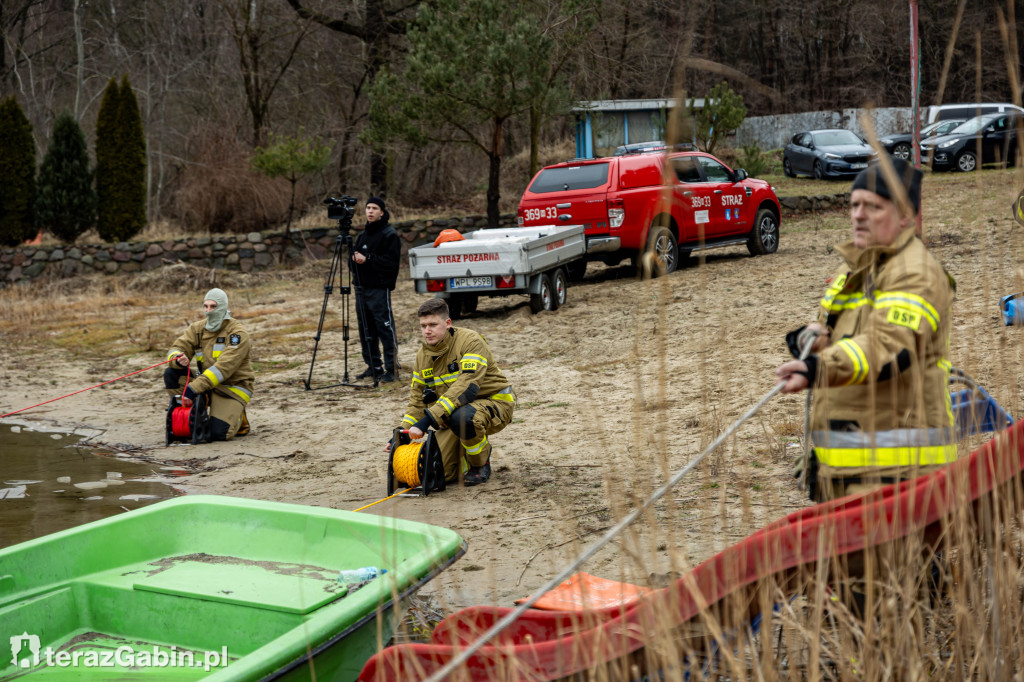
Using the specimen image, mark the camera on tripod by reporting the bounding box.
[324,195,358,222]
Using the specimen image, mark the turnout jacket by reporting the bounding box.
[352,218,401,290]
[401,327,512,430]
[166,318,254,403]
[807,228,956,470]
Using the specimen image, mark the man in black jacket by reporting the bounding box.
[352,196,402,383]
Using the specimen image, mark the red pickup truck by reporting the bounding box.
[517,149,781,277]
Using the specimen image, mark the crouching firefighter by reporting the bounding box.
[164,288,254,441]
[389,297,515,486]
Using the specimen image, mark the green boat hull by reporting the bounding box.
[0,495,465,681]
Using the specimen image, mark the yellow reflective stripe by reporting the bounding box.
[411,372,427,386]
[431,372,460,385]
[437,396,455,415]
[938,358,955,426]
[821,292,870,312]
[463,354,487,363]
[227,386,251,404]
[490,392,514,402]
[815,443,957,467]
[835,339,868,385]
[465,435,489,455]
[167,350,182,361]
[875,292,939,331]
[202,368,222,388]
[401,415,416,426]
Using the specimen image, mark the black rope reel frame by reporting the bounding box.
[165,392,212,446]
[387,427,446,496]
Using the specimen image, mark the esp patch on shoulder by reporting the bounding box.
[885,306,921,331]
[229,334,241,346]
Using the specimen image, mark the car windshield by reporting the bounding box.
[812,130,862,146]
[921,119,960,136]
[529,163,609,193]
[950,115,998,135]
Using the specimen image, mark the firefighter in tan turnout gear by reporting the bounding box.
[164,288,254,441]
[775,158,956,502]
[395,297,515,485]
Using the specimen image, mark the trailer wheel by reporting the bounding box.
[552,268,568,308]
[445,295,463,320]
[461,294,478,314]
[529,273,556,313]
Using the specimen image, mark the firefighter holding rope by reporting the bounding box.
[775,158,956,502]
[164,288,254,441]
[390,297,515,486]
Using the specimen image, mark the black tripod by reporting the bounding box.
[304,196,376,391]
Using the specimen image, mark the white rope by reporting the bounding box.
[424,339,818,680]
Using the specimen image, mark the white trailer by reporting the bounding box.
[407,224,586,317]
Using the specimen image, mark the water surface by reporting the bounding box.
[1,426,178,548]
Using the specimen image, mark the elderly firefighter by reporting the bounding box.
[394,297,515,486]
[164,288,254,441]
[775,158,956,501]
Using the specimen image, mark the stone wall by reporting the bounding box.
[1,213,518,285]
[0,199,846,285]
[735,107,913,150]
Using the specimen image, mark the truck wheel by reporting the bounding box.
[565,260,587,282]
[552,268,568,307]
[746,208,779,256]
[529,273,556,313]
[446,295,463,320]
[641,225,677,278]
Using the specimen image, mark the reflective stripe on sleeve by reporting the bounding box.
[875,291,939,331]
[401,415,417,426]
[437,396,456,415]
[490,387,514,402]
[203,367,224,388]
[835,339,868,385]
[812,427,957,467]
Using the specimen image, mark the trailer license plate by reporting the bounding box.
[449,276,493,289]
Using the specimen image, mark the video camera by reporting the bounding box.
[324,195,358,222]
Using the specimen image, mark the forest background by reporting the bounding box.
[2,0,1022,238]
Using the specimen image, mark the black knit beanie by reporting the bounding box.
[851,158,922,214]
[366,196,386,212]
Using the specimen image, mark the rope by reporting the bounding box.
[424,338,819,681]
[353,488,412,513]
[392,443,424,487]
[0,359,175,419]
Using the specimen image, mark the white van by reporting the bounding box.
[924,102,1024,124]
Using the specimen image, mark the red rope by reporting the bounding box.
[0,359,175,419]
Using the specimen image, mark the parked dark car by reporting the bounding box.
[879,119,965,160]
[782,129,877,179]
[920,112,1022,172]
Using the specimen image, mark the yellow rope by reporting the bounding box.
[353,488,411,513]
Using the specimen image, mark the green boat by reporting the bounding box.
[0,495,465,681]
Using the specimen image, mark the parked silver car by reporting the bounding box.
[782,129,878,180]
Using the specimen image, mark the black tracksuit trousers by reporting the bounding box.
[355,286,397,372]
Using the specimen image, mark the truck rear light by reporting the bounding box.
[497,275,515,289]
[426,279,445,292]
[607,198,624,228]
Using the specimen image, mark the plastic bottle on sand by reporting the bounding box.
[337,566,387,584]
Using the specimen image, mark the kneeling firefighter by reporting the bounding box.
[393,297,515,486]
[164,288,254,441]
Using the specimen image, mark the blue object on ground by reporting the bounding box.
[950,368,1015,439]
[1000,293,1024,326]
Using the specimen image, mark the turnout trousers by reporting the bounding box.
[435,395,515,482]
[354,286,398,372]
[164,367,250,441]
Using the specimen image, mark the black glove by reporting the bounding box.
[183,385,198,402]
[412,412,437,433]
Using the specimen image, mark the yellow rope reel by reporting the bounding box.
[392,443,424,487]
[388,428,447,496]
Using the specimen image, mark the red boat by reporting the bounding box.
[360,418,1024,681]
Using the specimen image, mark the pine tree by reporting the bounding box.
[0,96,38,247]
[95,75,147,243]
[37,112,97,243]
